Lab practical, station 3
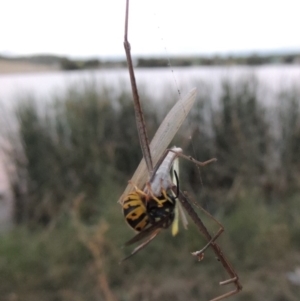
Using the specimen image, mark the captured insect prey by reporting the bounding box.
[119,1,242,300]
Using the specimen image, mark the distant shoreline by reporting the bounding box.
[1,51,300,74]
[0,59,59,75]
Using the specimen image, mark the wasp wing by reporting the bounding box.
[124,220,166,246]
[171,157,188,236]
[120,230,160,262]
[119,87,197,204]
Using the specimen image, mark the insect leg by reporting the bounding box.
[168,148,217,167]
[124,0,153,174]
[175,190,242,298]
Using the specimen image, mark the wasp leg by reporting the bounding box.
[128,180,168,208]
[128,180,148,197]
[144,182,171,208]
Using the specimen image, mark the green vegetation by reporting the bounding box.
[1,78,300,301]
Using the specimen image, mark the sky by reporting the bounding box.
[1,0,300,59]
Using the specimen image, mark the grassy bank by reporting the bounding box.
[1,78,300,301]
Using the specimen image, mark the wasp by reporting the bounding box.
[121,147,184,260]
[122,170,179,232]
[123,147,182,230]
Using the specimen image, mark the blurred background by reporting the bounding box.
[1,0,300,300]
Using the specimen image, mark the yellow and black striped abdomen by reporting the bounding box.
[123,192,149,232]
[123,189,176,233]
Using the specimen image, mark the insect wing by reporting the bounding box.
[124,220,164,246]
[171,157,188,236]
[119,87,197,204]
[171,157,180,236]
[121,230,160,262]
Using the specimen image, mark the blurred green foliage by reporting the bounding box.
[1,78,300,301]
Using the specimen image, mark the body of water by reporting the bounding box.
[1,65,300,111]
